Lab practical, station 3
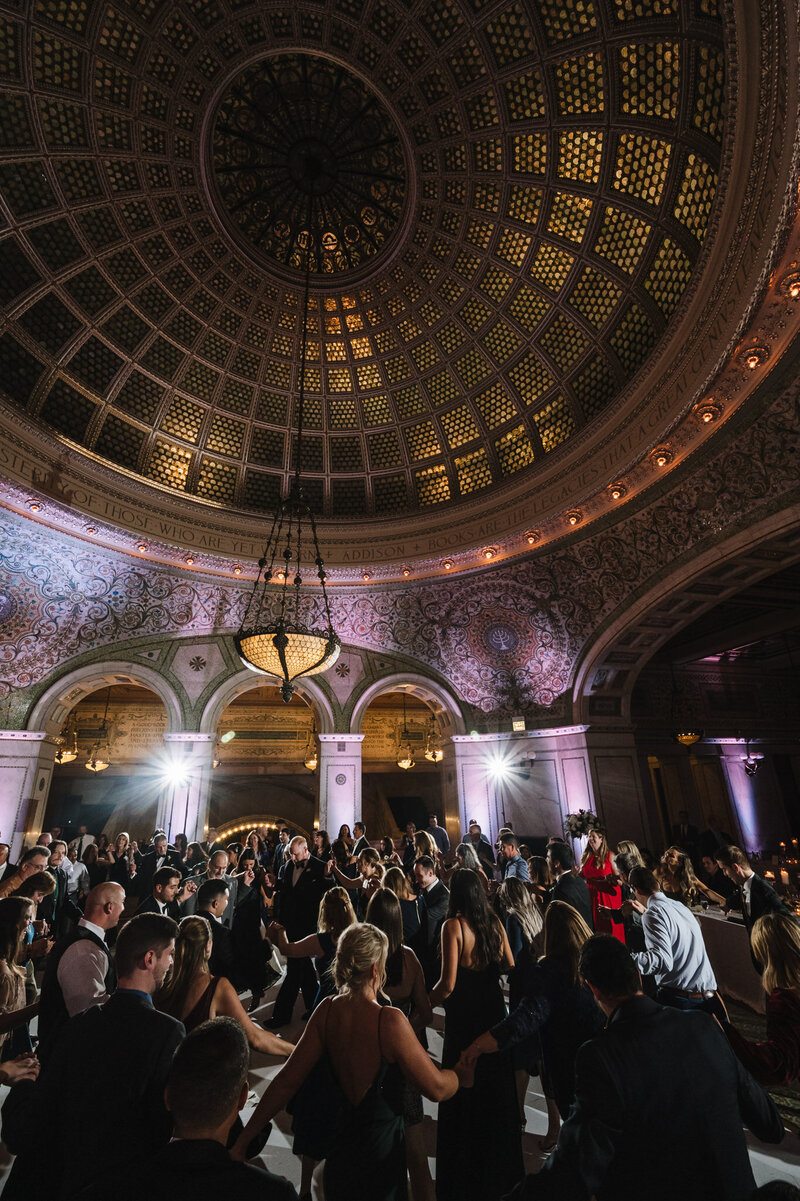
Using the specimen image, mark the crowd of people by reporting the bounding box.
[0,811,797,1200]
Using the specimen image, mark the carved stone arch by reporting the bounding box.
[199,670,336,737]
[27,660,183,735]
[572,513,800,726]
[349,673,468,737]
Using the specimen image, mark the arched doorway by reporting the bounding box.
[207,684,321,838]
[352,677,466,845]
[44,681,171,844]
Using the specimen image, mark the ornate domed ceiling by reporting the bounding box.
[0,0,727,527]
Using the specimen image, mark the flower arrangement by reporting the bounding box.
[564,810,602,839]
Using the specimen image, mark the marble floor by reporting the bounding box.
[1,972,800,1197]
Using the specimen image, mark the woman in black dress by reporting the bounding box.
[431,868,521,1201]
[459,899,604,1151]
[382,867,421,945]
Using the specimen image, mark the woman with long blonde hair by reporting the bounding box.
[154,915,292,1057]
[658,845,725,908]
[414,829,438,862]
[580,828,624,943]
[460,899,604,1152]
[727,912,800,1086]
[232,923,469,1199]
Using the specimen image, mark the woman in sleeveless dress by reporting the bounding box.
[431,868,522,1201]
[154,915,293,1054]
[232,923,472,1201]
[368,888,435,1201]
[580,828,625,944]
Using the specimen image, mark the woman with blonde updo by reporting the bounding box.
[154,915,292,1057]
[233,922,471,1198]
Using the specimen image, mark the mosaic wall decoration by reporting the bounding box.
[0,0,726,518]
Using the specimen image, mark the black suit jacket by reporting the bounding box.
[3,990,185,1200]
[114,1137,297,1201]
[549,871,594,930]
[516,995,782,1201]
[135,894,180,921]
[136,849,184,896]
[416,879,450,988]
[739,873,791,969]
[275,855,328,939]
[352,835,369,858]
[199,909,239,985]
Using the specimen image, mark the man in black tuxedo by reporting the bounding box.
[272,828,291,877]
[716,845,791,967]
[136,865,191,919]
[546,841,594,929]
[134,831,184,897]
[351,821,369,858]
[506,934,783,1201]
[115,1017,297,1201]
[267,836,328,1028]
[196,878,239,985]
[401,821,417,871]
[414,855,450,988]
[0,842,16,886]
[39,840,73,939]
[3,912,185,1201]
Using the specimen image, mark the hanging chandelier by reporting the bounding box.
[54,717,78,765]
[424,716,444,763]
[396,694,415,771]
[303,722,318,773]
[235,212,340,702]
[85,688,111,773]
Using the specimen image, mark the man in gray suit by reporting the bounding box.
[180,850,253,929]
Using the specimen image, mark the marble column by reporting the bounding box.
[318,734,364,838]
[158,733,215,843]
[0,731,58,859]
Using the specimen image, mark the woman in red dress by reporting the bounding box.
[580,829,625,943]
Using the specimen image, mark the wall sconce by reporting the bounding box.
[741,346,768,370]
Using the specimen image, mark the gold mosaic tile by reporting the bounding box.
[554,53,604,115]
[540,313,588,370]
[496,226,533,267]
[506,185,542,227]
[613,0,677,17]
[620,43,679,120]
[610,302,657,372]
[466,219,494,251]
[465,90,499,131]
[410,341,440,371]
[146,438,191,489]
[529,244,575,293]
[594,206,651,274]
[361,395,391,425]
[558,130,604,184]
[485,6,535,67]
[572,353,617,419]
[547,192,593,245]
[479,265,513,302]
[613,133,672,206]
[483,320,522,364]
[405,419,440,462]
[538,0,597,43]
[673,153,717,240]
[513,132,547,175]
[460,296,493,332]
[694,45,725,142]
[508,352,555,405]
[455,446,492,493]
[568,265,622,328]
[196,456,236,503]
[474,382,518,429]
[503,70,545,121]
[415,462,450,506]
[508,284,550,333]
[206,412,244,457]
[644,235,693,317]
[424,370,459,408]
[454,346,491,387]
[441,404,480,448]
[534,395,576,451]
[495,423,535,474]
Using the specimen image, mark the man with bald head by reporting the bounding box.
[37,881,125,1061]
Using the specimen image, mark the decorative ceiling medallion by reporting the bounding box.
[208,53,408,279]
[484,624,521,655]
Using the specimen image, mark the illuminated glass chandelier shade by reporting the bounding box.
[85,687,111,772]
[235,201,340,702]
[424,716,444,763]
[54,719,78,765]
[396,694,415,771]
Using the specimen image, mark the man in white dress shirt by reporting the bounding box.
[67,824,96,860]
[625,866,725,1023]
[63,844,90,901]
